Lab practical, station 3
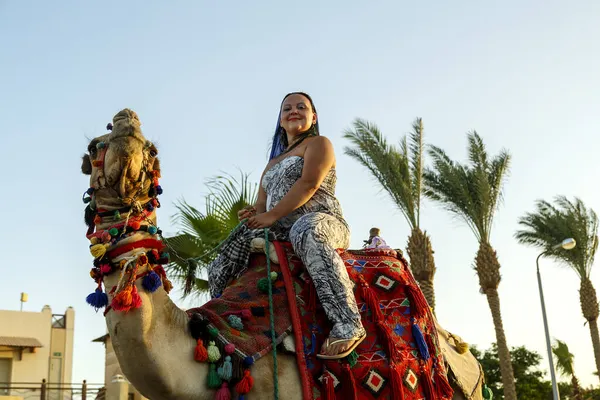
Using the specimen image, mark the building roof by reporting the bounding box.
[0,336,43,348]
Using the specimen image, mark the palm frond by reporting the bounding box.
[409,118,424,226]
[164,171,258,297]
[516,196,598,279]
[424,133,511,242]
[552,339,575,378]
[343,118,418,228]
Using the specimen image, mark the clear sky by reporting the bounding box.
[1,0,599,390]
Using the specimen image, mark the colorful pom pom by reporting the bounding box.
[208,326,219,339]
[86,288,108,311]
[227,315,244,330]
[90,243,108,259]
[207,363,222,389]
[235,369,254,395]
[218,356,232,381]
[224,343,235,355]
[109,228,119,236]
[148,226,157,235]
[215,382,231,400]
[142,271,162,292]
[207,341,221,362]
[194,339,208,362]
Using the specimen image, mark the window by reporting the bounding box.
[51,314,66,329]
[0,358,11,395]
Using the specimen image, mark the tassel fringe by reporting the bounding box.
[341,363,358,400]
[235,369,254,396]
[406,281,429,318]
[215,382,231,400]
[194,339,208,362]
[434,365,454,398]
[422,364,436,400]
[323,370,336,400]
[390,362,405,400]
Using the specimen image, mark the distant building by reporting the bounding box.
[92,333,146,400]
[0,306,74,398]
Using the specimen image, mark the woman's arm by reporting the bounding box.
[246,136,335,228]
[238,166,269,220]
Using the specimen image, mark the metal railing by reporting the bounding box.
[0,380,104,400]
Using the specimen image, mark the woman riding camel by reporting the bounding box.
[208,91,366,359]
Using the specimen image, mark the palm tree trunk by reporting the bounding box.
[571,375,583,400]
[418,280,435,313]
[579,277,600,381]
[588,319,600,382]
[485,288,518,400]
[406,228,436,311]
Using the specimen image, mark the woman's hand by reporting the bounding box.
[238,206,256,221]
[246,212,278,229]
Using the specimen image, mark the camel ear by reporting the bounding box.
[81,154,92,175]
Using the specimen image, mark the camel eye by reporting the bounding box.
[150,149,157,157]
[89,148,97,157]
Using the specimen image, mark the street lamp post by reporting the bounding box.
[537,238,576,400]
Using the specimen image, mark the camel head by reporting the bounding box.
[81,108,161,232]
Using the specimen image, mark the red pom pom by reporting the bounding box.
[194,339,208,362]
[100,264,112,274]
[235,370,254,394]
[129,221,141,230]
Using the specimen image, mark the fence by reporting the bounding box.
[0,380,104,400]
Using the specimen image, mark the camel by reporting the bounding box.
[81,108,483,400]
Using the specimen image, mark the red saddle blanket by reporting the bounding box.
[188,242,453,400]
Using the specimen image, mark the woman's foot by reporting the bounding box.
[317,332,366,360]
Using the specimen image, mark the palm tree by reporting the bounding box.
[343,117,438,310]
[423,131,517,399]
[164,171,258,298]
[552,339,583,399]
[515,196,600,382]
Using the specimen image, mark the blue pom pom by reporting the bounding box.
[86,187,95,195]
[155,185,163,195]
[148,226,158,235]
[411,317,430,360]
[147,203,155,211]
[86,288,108,311]
[243,356,254,367]
[142,271,162,293]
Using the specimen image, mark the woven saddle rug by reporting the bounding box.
[188,242,453,400]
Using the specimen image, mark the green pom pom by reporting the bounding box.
[113,211,120,220]
[269,271,278,281]
[109,228,118,236]
[257,277,271,293]
[96,141,106,149]
[148,226,157,235]
[208,326,219,339]
[207,363,221,389]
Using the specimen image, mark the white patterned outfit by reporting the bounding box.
[208,156,365,340]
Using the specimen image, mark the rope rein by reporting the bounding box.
[264,229,279,399]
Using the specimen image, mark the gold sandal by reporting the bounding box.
[316,333,367,360]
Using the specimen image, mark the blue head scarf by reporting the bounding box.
[269,92,320,160]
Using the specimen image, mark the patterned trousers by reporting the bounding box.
[207,212,365,340]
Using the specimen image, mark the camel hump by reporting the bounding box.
[112,108,142,136]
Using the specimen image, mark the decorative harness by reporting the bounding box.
[83,126,172,316]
